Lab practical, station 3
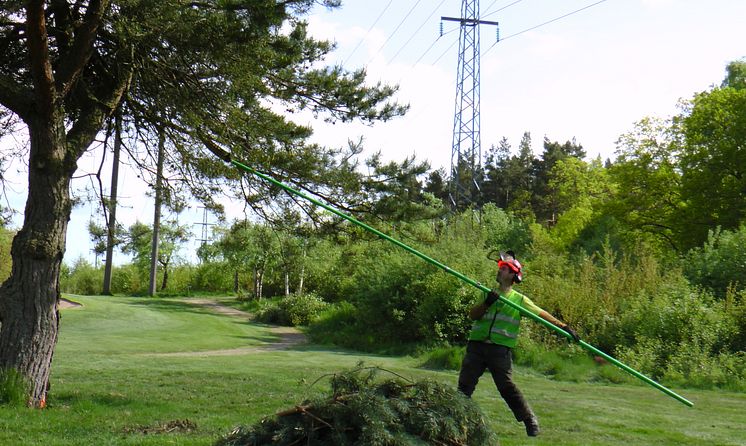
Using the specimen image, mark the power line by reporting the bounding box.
[412,32,447,67]
[366,0,424,66]
[389,0,449,64]
[411,21,459,67]
[482,0,501,14]
[483,0,611,56]
[343,0,394,66]
[432,36,459,66]
[483,0,525,19]
[410,17,459,67]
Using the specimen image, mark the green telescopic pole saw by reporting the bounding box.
[213,148,692,408]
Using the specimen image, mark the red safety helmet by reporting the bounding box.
[496,250,523,283]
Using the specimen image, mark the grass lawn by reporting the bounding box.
[1,295,744,445]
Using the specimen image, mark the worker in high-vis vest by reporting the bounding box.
[457,251,580,437]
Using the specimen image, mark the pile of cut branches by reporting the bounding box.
[215,366,497,445]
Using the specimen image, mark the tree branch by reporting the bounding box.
[66,50,133,160]
[0,75,33,120]
[25,0,56,120]
[56,0,110,98]
[49,0,74,50]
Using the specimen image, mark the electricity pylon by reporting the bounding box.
[443,1,498,209]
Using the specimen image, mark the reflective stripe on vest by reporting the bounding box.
[468,289,525,348]
[490,327,518,339]
[470,314,519,331]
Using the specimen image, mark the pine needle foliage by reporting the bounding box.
[215,367,497,446]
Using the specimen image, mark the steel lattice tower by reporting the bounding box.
[443,1,497,209]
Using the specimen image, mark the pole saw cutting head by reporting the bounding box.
[487,249,523,283]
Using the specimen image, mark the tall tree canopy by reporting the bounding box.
[678,81,746,248]
[0,0,404,406]
[607,117,683,251]
[606,61,746,252]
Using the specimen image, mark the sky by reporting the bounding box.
[2,0,746,266]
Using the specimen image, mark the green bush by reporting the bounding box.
[414,274,473,344]
[282,293,328,326]
[328,210,513,350]
[725,288,746,352]
[522,244,670,352]
[0,368,29,407]
[419,345,465,371]
[300,206,531,351]
[621,284,736,357]
[612,281,742,388]
[683,225,746,298]
[254,306,281,324]
[190,261,234,292]
[110,263,142,294]
[255,293,329,326]
[60,257,102,295]
[663,346,746,391]
[306,302,369,350]
[350,245,429,345]
[481,203,532,253]
[159,264,198,295]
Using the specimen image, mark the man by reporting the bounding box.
[457,251,580,437]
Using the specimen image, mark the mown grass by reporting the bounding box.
[0,295,744,445]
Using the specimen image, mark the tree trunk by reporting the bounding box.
[253,267,258,299]
[233,270,239,294]
[102,112,122,295]
[284,271,290,297]
[297,266,305,295]
[257,268,264,300]
[0,116,73,407]
[297,245,306,295]
[148,130,165,296]
[160,264,169,291]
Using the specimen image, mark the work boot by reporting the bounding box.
[523,415,540,437]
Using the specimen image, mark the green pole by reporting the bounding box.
[227,158,693,407]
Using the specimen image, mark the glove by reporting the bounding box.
[562,325,580,342]
[484,290,499,307]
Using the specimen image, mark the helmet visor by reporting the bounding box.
[497,252,522,274]
[497,260,520,274]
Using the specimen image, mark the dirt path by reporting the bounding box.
[153,298,307,357]
[59,297,83,309]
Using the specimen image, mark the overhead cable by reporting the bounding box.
[483,0,611,56]
[483,0,526,19]
[389,0,449,64]
[412,25,457,67]
[481,0,502,17]
[366,0,424,66]
[343,0,394,66]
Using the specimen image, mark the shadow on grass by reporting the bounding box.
[53,391,134,408]
[286,342,400,359]
[123,297,235,319]
[226,332,282,345]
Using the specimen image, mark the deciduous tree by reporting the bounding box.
[607,117,683,251]
[120,220,189,291]
[678,76,746,248]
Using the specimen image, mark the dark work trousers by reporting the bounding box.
[458,340,534,421]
